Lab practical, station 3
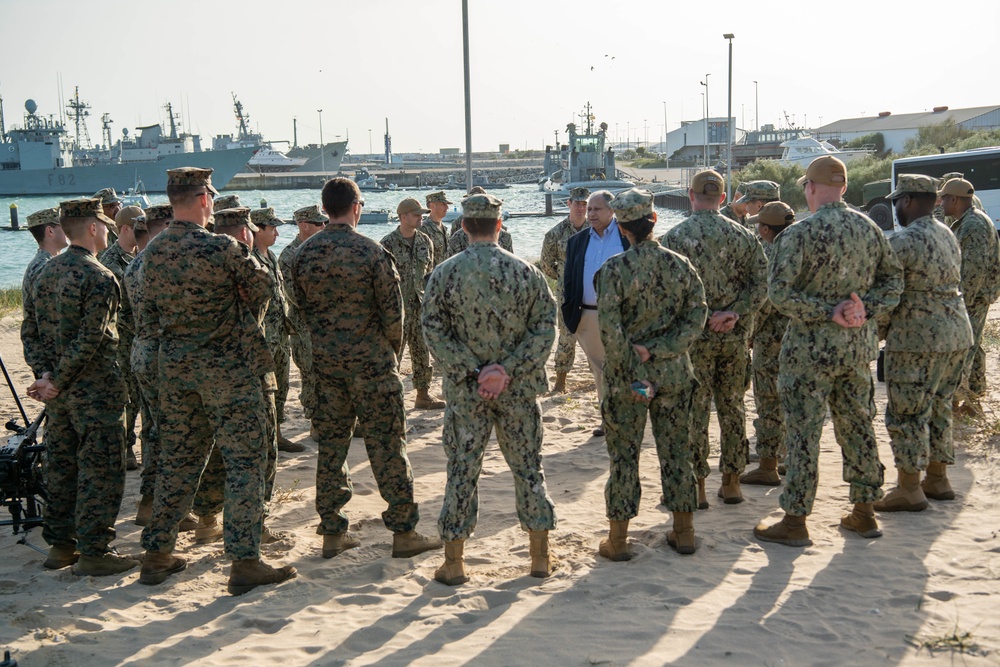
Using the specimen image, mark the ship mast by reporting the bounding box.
[163,102,179,139]
[66,86,92,148]
[233,93,251,142]
[577,101,594,135]
[0,93,6,143]
[101,113,113,149]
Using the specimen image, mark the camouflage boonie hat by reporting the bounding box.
[213,194,241,212]
[748,201,796,229]
[293,204,328,225]
[797,155,846,187]
[426,190,453,205]
[115,205,146,231]
[166,167,219,194]
[887,174,938,200]
[691,170,725,196]
[938,178,975,198]
[610,188,654,223]
[568,186,591,202]
[213,207,259,232]
[462,193,503,219]
[92,187,122,204]
[145,204,173,223]
[59,198,115,231]
[735,180,780,204]
[26,207,59,229]
[250,207,283,227]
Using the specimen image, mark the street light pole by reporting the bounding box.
[724,33,735,202]
[701,74,711,167]
[662,101,668,157]
[317,109,325,177]
[753,80,759,131]
[700,92,706,168]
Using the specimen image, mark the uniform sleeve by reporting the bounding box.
[501,229,514,253]
[959,223,991,300]
[861,232,903,319]
[643,265,708,367]
[497,271,556,380]
[421,266,481,376]
[768,229,839,323]
[597,264,641,381]
[374,249,404,357]
[540,230,559,281]
[731,236,768,318]
[52,275,119,389]
[20,282,51,379]
[228,240,273,314]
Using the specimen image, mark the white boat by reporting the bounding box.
[778,136,874,168]
[246,147,308,173]
[539,103,634,196]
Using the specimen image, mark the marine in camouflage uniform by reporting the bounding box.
[595,189,707,559]
[540,186,590,384]
[660,170,768,505]
[422,193,556,582]
[942,178,1000,406]
[449,223,513,256]
[140,172,273,563]
[292,178,438,558]
[21,199,132,570]
[20,208,65,350]
[875,175,972,512]
[755,156,902,547]
[424,190,452,267]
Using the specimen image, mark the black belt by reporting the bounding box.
[582,304,598,310]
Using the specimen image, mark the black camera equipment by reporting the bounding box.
[0,353,47,546]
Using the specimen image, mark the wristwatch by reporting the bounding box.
[467,366,482,380]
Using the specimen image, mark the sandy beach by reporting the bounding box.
[0,304,997,666]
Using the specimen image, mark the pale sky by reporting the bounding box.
[2,0,997,155]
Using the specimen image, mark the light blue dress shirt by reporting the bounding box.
[582,218,624,306]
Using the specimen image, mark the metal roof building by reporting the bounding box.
[814,105,1000,154]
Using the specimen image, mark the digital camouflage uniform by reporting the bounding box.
[422,236,557,542]
[291,224,419,536]
[751,236,790,461]
[22,244,127,557]
[596,238,707,518]
[423,218,450,268]
[20,247,54,355]
[770,201,903,515]
[140,219,272,561]
[123,251,157,497]
[950,206,1000,399]
[884,214,972,472]
[719,204,746,228]
[661,209,768,478]
[279,235,317,419]
[448,224,513,256]
[540,216,590,374]
[380,226,435,390]
[100,241,139,452]
[256,243,291,423]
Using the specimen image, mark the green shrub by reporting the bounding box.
[844,132,886,155]
[732,160,807,212]
[845,156,893,206]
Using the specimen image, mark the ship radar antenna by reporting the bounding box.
[233,93,251,143]
[66,86,92,148]
[101,113,113,150]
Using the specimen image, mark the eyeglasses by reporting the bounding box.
[354,199,365,208]
[198,190,216,200]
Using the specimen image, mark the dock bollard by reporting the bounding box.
[9,204,18,231]
[544,194,553,216]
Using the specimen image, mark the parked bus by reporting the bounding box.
[891,146,1000,229]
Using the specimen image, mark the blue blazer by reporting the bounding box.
[561,226,630,333]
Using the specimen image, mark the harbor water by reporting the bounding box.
[0,184,686,287]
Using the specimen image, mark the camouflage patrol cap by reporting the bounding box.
[26,207,60,229]
[887,174,938,200]
[569,186,591,202]
[213,207,259,232]
[462,193,503,219]
[748,201,796,229]
[250,207,283,227]
[59,198,115,231]
[938,178,975,198]
[690,170,725,196]
[735,180,780,204]
[114,205,146,231]
[166,167,219,194]
[145,204,173,223]
[941,172,964,181]
[796,155,847,187]
[425,190,453,205]
[293,204,328,225]
[92,187,122,204]
[468,186,488,195]
[213,194,241,212]
[610,188,654,223]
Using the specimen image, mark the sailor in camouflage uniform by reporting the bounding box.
[741,202,797,486]
[279,205,328,428]
[449,216,514,256]
[138,168,295,595]
[874,175,973,512]
[595,189,707,560]
[540,186,590,393]
[424,190,452,266]
[940,178,1000,414]
[754,156,902,547]
[422,192,557,585]
[726,180,780,229]
[100,205,142,470]
[22,198,138,576]
[93,187,122,245]
[291,178,440,561]
[661,170,768,507]
[20,208,67,350]
[381,197,445,409]
[719,181,748,227]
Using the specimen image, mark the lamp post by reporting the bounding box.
[724,33,734,202]
[662,101,668,157]
[368,129,372,156]
[753,80,759,132]
[700,92,706,168]
[317,109,325,177]
[701,74,710,167]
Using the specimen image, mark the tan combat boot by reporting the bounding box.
[667,512,696,555]
[598,519,632,561]
[74,552,140,577]
[43,542,79,569]
[227,558,297,596]
[138,550,187,585]
[717,472,744,504]
[754,513,812,547]
[740,458,781,486]
[194,514,224,544]
[277,424,306,453]
[392,530,442,558]
[874,471,928,512]
[697,478,709,510]
[529,530,556,578]
[552,372,567,393]
[414,389,446,410]
[922,461,955,500]
[840,502,883,538]
[434,540,469,585]
[322,532,361,558]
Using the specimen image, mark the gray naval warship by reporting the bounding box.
[0,97,255,196]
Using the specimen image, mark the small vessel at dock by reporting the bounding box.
[778,136,874,168]
[539,103,634,196]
